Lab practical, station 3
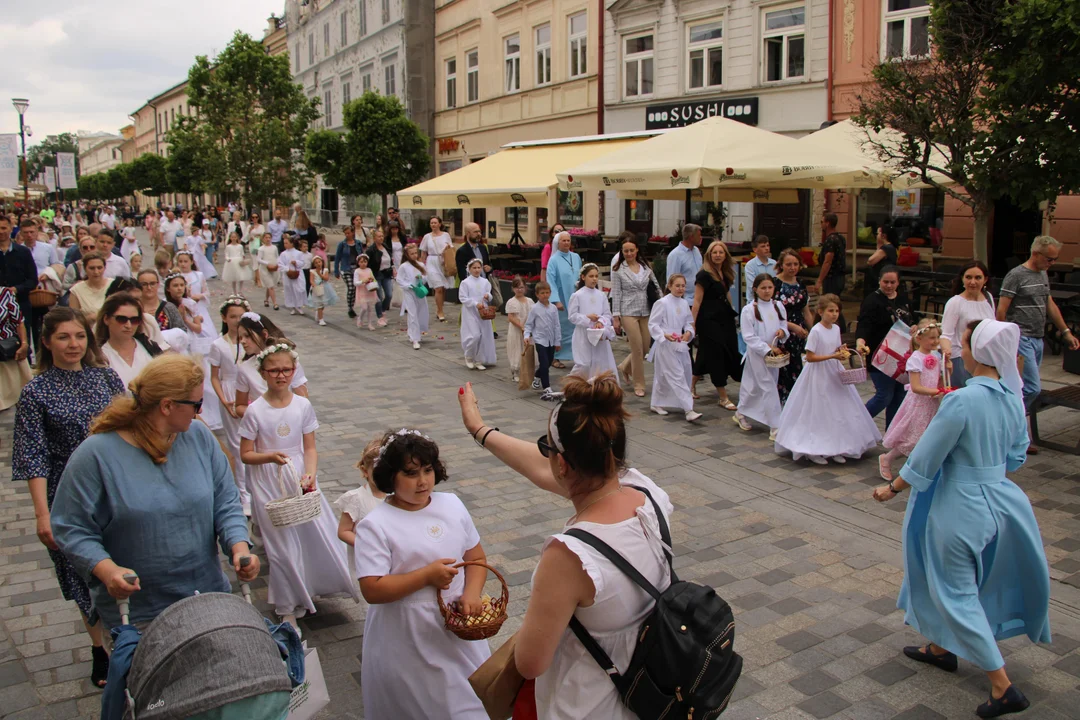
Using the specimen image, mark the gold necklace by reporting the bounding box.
[571,486,623,522]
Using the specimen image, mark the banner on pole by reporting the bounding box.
[0,134,18,188]
[57,152,77,189]
[45,166,56,193]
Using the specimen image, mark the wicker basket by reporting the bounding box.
[764,351,790,369]
[264,459,322,528]
[479,306,497,321]
[29,288,58,309]
[838,351,867,385]
[286,269,300,280]
[438,561,509,641]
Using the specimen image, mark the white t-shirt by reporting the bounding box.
[159,219,182,248]
[99,212,116,230]
[102,340,154,391]
[104,253,131,279]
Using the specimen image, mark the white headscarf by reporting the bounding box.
[970,319,1023,398]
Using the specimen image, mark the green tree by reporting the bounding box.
[175,31,319,210]
[305,92,431,216]
[27,132,79,180]
[77,173,103,201]
[129,153,170,196]
[855,0,1080,262]
[104,164,136,201]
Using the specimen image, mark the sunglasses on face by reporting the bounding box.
[111,314,142,325]
[81,244,95,251]
[173,398,203,413]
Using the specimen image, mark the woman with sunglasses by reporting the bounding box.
[95,292,163,389]
[12,307,125,688]
[50,354,259,634]
[456,372,674,719]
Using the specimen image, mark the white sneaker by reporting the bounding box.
[531,378,542,390]
[809,455,828,465]
[733,413,752,431]
[289,309,297,315]
[541,389,559,401]
[651,406,669,416]
[465,359,475,369]
[685,411,702,422]
[511,374,519,383]
[318,319,326,326]
[769,428,778,442]
[412,341,421,350]
[831,455,847,464]
[476,364,487,371]
[297,310,304,316]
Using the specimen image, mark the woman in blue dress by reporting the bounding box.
[12,307,126,688]
[873,319,1049,718]
[545,231,582,368]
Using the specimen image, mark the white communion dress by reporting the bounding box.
[355,492,491,720]
[395,262,431,344]
[279,248,308,309]
[647,294,695,412]
[208,335,248,509]
[221,243,253,283]
[738,300,789,429]
[238,394,360,618]
[459,274,497,364]
[569,286,618,381]
[774,323,881,460]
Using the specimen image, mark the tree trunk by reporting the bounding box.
[973,203,991,264]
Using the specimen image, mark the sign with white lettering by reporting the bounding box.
[645,97,759,130]
[0,135,17,188]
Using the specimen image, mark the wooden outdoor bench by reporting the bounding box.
[1030,385,1080,454]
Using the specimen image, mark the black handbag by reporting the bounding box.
[0,336,21,361]
[565,486,742,719]
[645,272,661,311]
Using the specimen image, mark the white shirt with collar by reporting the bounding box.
[104,253,131,279]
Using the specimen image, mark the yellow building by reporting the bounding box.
[433,0,599,243]
[262,12,288,57]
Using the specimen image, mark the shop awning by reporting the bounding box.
[399,135,649,209]
[557,117,886,192]
[615,188,801,203]
[796,119,952,189]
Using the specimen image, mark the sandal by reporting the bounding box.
[552,360,566,369]
[634,389,646,398]
[437,315,447,322]
[719,399,737,411]
[878,455,893,482]
[264,300,269,307]
[91,644,109,688]
[976,685,1029,718]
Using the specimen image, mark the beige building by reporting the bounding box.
[433,0,599,243]
[130,79,200,208]
[263,12,289,56]
[77,130,124,177]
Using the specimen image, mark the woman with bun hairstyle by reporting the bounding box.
[458,372,674,719]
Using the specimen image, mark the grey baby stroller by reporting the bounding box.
[122,588,294,719]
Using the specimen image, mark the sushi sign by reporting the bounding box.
[645,97,759,130]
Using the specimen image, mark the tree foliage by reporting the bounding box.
[27,132,79,180]
[305,93,431,214]
[173,31,320,210]
[855,0,1080,261]
[128,153,171,196]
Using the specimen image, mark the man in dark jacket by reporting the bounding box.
[455,222,491,282]
[0,215,39,346]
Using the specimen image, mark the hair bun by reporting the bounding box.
[562,373,625,414]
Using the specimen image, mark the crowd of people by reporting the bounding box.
[0,198,1065,718]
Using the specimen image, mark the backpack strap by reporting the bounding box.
[627,484,678,587]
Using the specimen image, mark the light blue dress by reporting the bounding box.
[547,248,582,362]
[898,377,1051,671]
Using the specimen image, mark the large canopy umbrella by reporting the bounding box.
[556,117,885,193]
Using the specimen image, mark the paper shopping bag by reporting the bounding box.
[469,633,524,720]
[871,320,913,384]
[518,347,537,390]
[287,646,329,720]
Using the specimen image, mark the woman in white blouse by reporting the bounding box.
[95,292,158,390]
[940,260,996,387]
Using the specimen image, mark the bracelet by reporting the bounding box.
[479,427,499,448]
[471,425,485,440]
[888,481,901,494]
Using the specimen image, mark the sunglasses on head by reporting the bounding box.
[173,398,203,413]
[536,434,574,467]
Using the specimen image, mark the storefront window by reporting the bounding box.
[442,209,462,236]
[688,200,709,229]
[557,191,584,227]
[439,159,463,175]
[856,188,944,251]
[503,206,529,224]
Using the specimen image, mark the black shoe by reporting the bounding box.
[976,685,1030,718]
[91,644,109,688]
[493,331,499,339]
[348,309,357,318]
[903,645,958,672]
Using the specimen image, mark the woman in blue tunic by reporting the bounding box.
[546,231,582,367]
[873,319,1049,718]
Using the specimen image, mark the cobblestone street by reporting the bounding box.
[3,251,1080,719]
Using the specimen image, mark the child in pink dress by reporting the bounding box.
[352,254,379,330]
[879,319,947,480]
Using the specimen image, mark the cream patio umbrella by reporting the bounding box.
[556,117,886,193]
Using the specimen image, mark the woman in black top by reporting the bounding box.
[365,230,395,326]
[862,225,900,299]
[692,240,742,410]
[856,266,914,427]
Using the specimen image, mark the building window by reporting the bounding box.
[446,58,457,108]
[535,24,551,86]
[763,6,805,82]
[294,44,300,71]
[361,65,373,93]
[342,81,351,106]
[170,108,175,126]
[504,206,529,224]
[467,50,479,103]
[308,33,315,64]
[569,12,587,78]
[324,89,333,126]
[623,34,654,98]
[384,57,397,97]
[324,22,330,53]
[341,11,348,45]
[382,0,390,24]
[688,20,723,90]
[359,0,367,36]
[884,0,930,58]
[505,34,521,93]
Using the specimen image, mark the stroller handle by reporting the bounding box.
[118,573,139,625]
[239,555,253,604]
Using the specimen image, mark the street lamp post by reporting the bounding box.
[12,98,29,208]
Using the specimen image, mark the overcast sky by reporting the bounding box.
[1,1,284,149]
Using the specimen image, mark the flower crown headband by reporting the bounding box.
[580,262,599,276]
[375,428,433,469]
[220,296,251,314]
[163,271,184,284]
[467,258,483,268]
[914,322,940,338]
[255,342,298,368]
[175,250,195,259]
[241,311,263,325]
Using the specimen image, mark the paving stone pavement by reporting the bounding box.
[3,233,1080,718]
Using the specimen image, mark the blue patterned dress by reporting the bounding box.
[12,366,125,620]
[776,280,808,404]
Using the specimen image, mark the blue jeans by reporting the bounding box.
[374,275,394,318]
[1018,335,1043,411]
[866,367,906,427]
[534,344,554,390]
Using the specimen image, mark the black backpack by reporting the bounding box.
[565,486,742,720]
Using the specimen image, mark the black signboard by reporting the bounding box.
[645,97,759,130]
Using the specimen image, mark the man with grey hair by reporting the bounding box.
[998,235,1079,441]
[666,223,702,307]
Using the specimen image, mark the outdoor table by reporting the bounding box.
[1030,384,1080,454]
[1050,263,1076,283]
